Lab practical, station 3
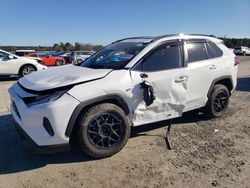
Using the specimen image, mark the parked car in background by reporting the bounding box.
[59,52,72,64]
[25,52,66,66]
[233,46,250,56]
[71,50,95,64]
[9,34,238,158]
[0,49,47,76]
[15,50,35,56]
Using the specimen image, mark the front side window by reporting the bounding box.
[80,41,148,69]
[141,43,183,72]
[187,42,207,63]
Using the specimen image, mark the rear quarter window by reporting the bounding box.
[207,41,223,57]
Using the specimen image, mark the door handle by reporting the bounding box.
[175,76,188,83]
[209,64,217,70]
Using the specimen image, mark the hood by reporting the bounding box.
[18,64,112,91]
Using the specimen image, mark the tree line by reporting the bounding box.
[0,42,103,52]
[1,37,250,52]
[218,37,250,48]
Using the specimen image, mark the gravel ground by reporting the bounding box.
[0,57,249,188]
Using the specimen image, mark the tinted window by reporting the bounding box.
[0,52,9,60]
[15,52,24,56]
[207,41,223,57]
[205,43,213,59]
[187,42,207,62]
[38,53,48,57]
[142,43,182,72]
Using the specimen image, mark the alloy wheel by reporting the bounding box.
[22,66,35,76]
[213,91,228,113]
[87,113,123,148]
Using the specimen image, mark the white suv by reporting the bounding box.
[9,34,238,158]
[0,50,47,76]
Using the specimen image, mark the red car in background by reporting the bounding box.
[25,53,66,66]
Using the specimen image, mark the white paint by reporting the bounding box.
[8,34,238,147]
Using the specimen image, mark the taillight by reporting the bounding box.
[234,56,240,66]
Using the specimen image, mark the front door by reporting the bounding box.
[129,41,188,126]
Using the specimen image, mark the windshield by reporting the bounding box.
[79,41,148,69]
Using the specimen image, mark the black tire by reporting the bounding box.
[77,103,131,158]
[19,65,36,77]
[243,52,246,56]
[203,84,229,118]
[55,60,63,66]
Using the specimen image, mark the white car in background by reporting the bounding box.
[71,50,96,64]
[233,46,250,56]
[15,50,35,56]
[0,49,47,76]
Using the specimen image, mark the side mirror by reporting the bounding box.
[47,55,50,58]
[8,55,14,59]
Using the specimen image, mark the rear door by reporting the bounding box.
[130,41,188,125]
[184,39,222,111]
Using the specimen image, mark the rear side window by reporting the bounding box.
[142,43,183,72]
[207,41,223,57]
[187,42,207,62]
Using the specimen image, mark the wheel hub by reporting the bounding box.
[98,124,112,137]
[88,113,123,148]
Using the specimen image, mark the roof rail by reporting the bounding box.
[112,34,218,44]
[112,36,154,44]
[151,34,180,42]
[187,33,217,37]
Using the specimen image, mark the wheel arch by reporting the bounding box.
[207,76,233,97]
[65,94,130,137]
[18,64,37,75]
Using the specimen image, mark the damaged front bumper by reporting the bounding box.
[13,118,70,154]
[8,83,80,154]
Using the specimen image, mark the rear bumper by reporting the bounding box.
[13,118,70,154]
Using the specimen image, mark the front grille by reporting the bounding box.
[12,101,21,119]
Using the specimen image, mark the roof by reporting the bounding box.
[116,34,222,44]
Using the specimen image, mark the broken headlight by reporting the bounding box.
[25,90,68,107]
